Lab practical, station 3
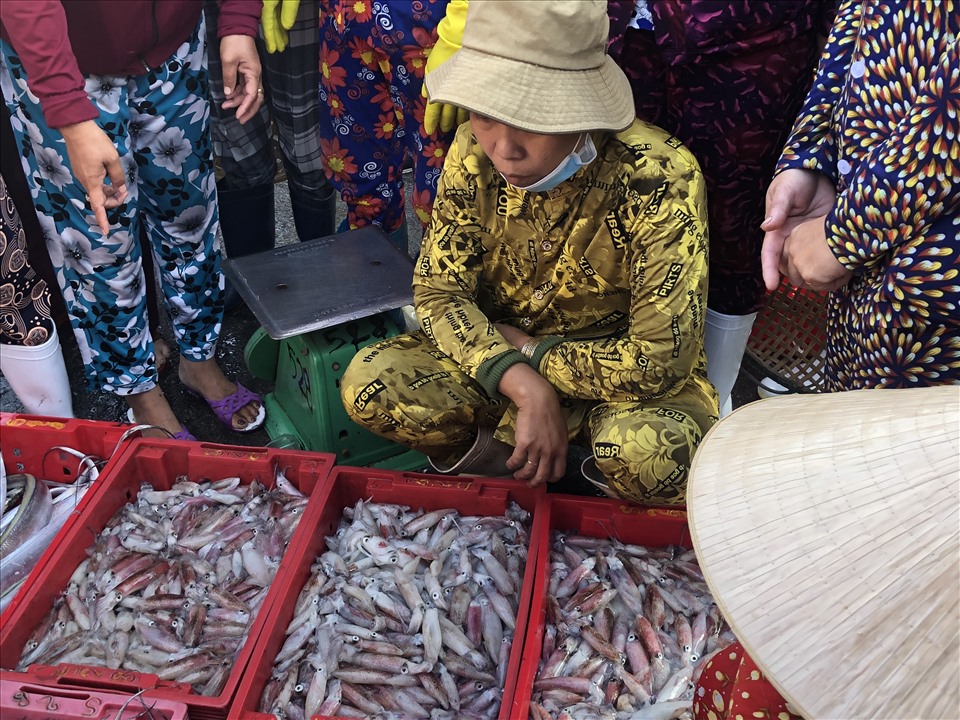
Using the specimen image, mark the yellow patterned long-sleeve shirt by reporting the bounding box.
[414,119,712,405]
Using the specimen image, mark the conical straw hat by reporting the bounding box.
[687,386,960,720]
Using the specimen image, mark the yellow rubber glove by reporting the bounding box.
[422,0,470,135]
[262,0,300,54]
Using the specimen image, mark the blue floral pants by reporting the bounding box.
[0,19,222,395]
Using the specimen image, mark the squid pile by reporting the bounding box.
[529,533,737,720]
[13,468,309,696]
[259,499,532,720]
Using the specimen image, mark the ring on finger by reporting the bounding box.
[525,460,538,465]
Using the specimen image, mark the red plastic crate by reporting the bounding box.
[0,412,131,483]
[511,495,692,720]
[0,437,336,720]
[0,414,135,619]
[228,466,547,720]
[0,678,189,719]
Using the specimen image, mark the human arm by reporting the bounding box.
[421,0,469,135]
[820,40,960,319]
[218,0,264,124]
[533,143,711,404]
[414,130,568,485]
[0,2,125,233]
[0,1,97,128]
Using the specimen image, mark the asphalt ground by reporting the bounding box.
[0,176,764,453]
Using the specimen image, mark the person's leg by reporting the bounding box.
[203,0,278,312]
[128,17,263,432]
[265,0,336,242]
[386,2,459,244]
[317,4,408,236]
[0,42,159,408]
[583,378,717,505]
[340,331,506,461]
[667,36,821,409]
[0,175,74,417]
[0,103,69,336]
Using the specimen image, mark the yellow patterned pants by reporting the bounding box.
[341,332,717,505]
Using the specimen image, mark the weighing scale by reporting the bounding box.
[223,227,426,470]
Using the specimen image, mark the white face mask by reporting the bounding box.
[505,134,598,192]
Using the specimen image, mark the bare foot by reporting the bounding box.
[153,336,173,375]
[127,387,189,439]
[178,358,262,431]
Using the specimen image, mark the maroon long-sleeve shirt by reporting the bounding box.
[0,0,261,128]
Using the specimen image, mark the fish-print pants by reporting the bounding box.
[0,174,55,347]
[693,641,801,720]
[341,332,713,505]
[317,0,457,234]
[0,19,222,395]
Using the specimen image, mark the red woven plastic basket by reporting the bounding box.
[746,278,829,393]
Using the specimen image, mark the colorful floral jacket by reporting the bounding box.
[778,0,959,332]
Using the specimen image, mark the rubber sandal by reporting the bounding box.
[125,409,197,441]
[184,381,266,434]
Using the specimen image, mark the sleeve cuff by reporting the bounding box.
[529,335,563,373]
[476,350,527,399]
[43,92,99,129]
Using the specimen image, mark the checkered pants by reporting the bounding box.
[204,0,328,195]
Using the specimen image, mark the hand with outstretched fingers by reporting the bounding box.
[422,0,470,135]
[59,120,128,235]
[220,34,263,124]
[761,168,836,291]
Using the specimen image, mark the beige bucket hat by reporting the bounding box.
[424,0,634,134]
[687,386,960,719]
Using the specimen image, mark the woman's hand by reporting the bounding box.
[780,215,852,292]
[220,34,263,124]
[498,363,567,487]
[761,169,837,291]
[59,120,127,235]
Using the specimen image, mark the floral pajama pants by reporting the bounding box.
[317,0,458,234]
[0,19,222,395]
[341,332,714,505]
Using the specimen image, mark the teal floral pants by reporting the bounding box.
[0,18,223,395]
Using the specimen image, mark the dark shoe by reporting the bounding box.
[429,426,515,478]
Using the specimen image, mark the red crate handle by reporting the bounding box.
[26,664,191,694]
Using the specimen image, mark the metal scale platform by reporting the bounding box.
[223,227,426,469]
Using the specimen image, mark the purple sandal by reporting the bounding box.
[186,382,266,434]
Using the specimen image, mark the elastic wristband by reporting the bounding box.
[476,350,527,399]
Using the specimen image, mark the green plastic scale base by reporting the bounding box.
[244,313,427,470]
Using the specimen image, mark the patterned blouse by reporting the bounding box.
[414,120,712,404]
[777,0,959,388]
